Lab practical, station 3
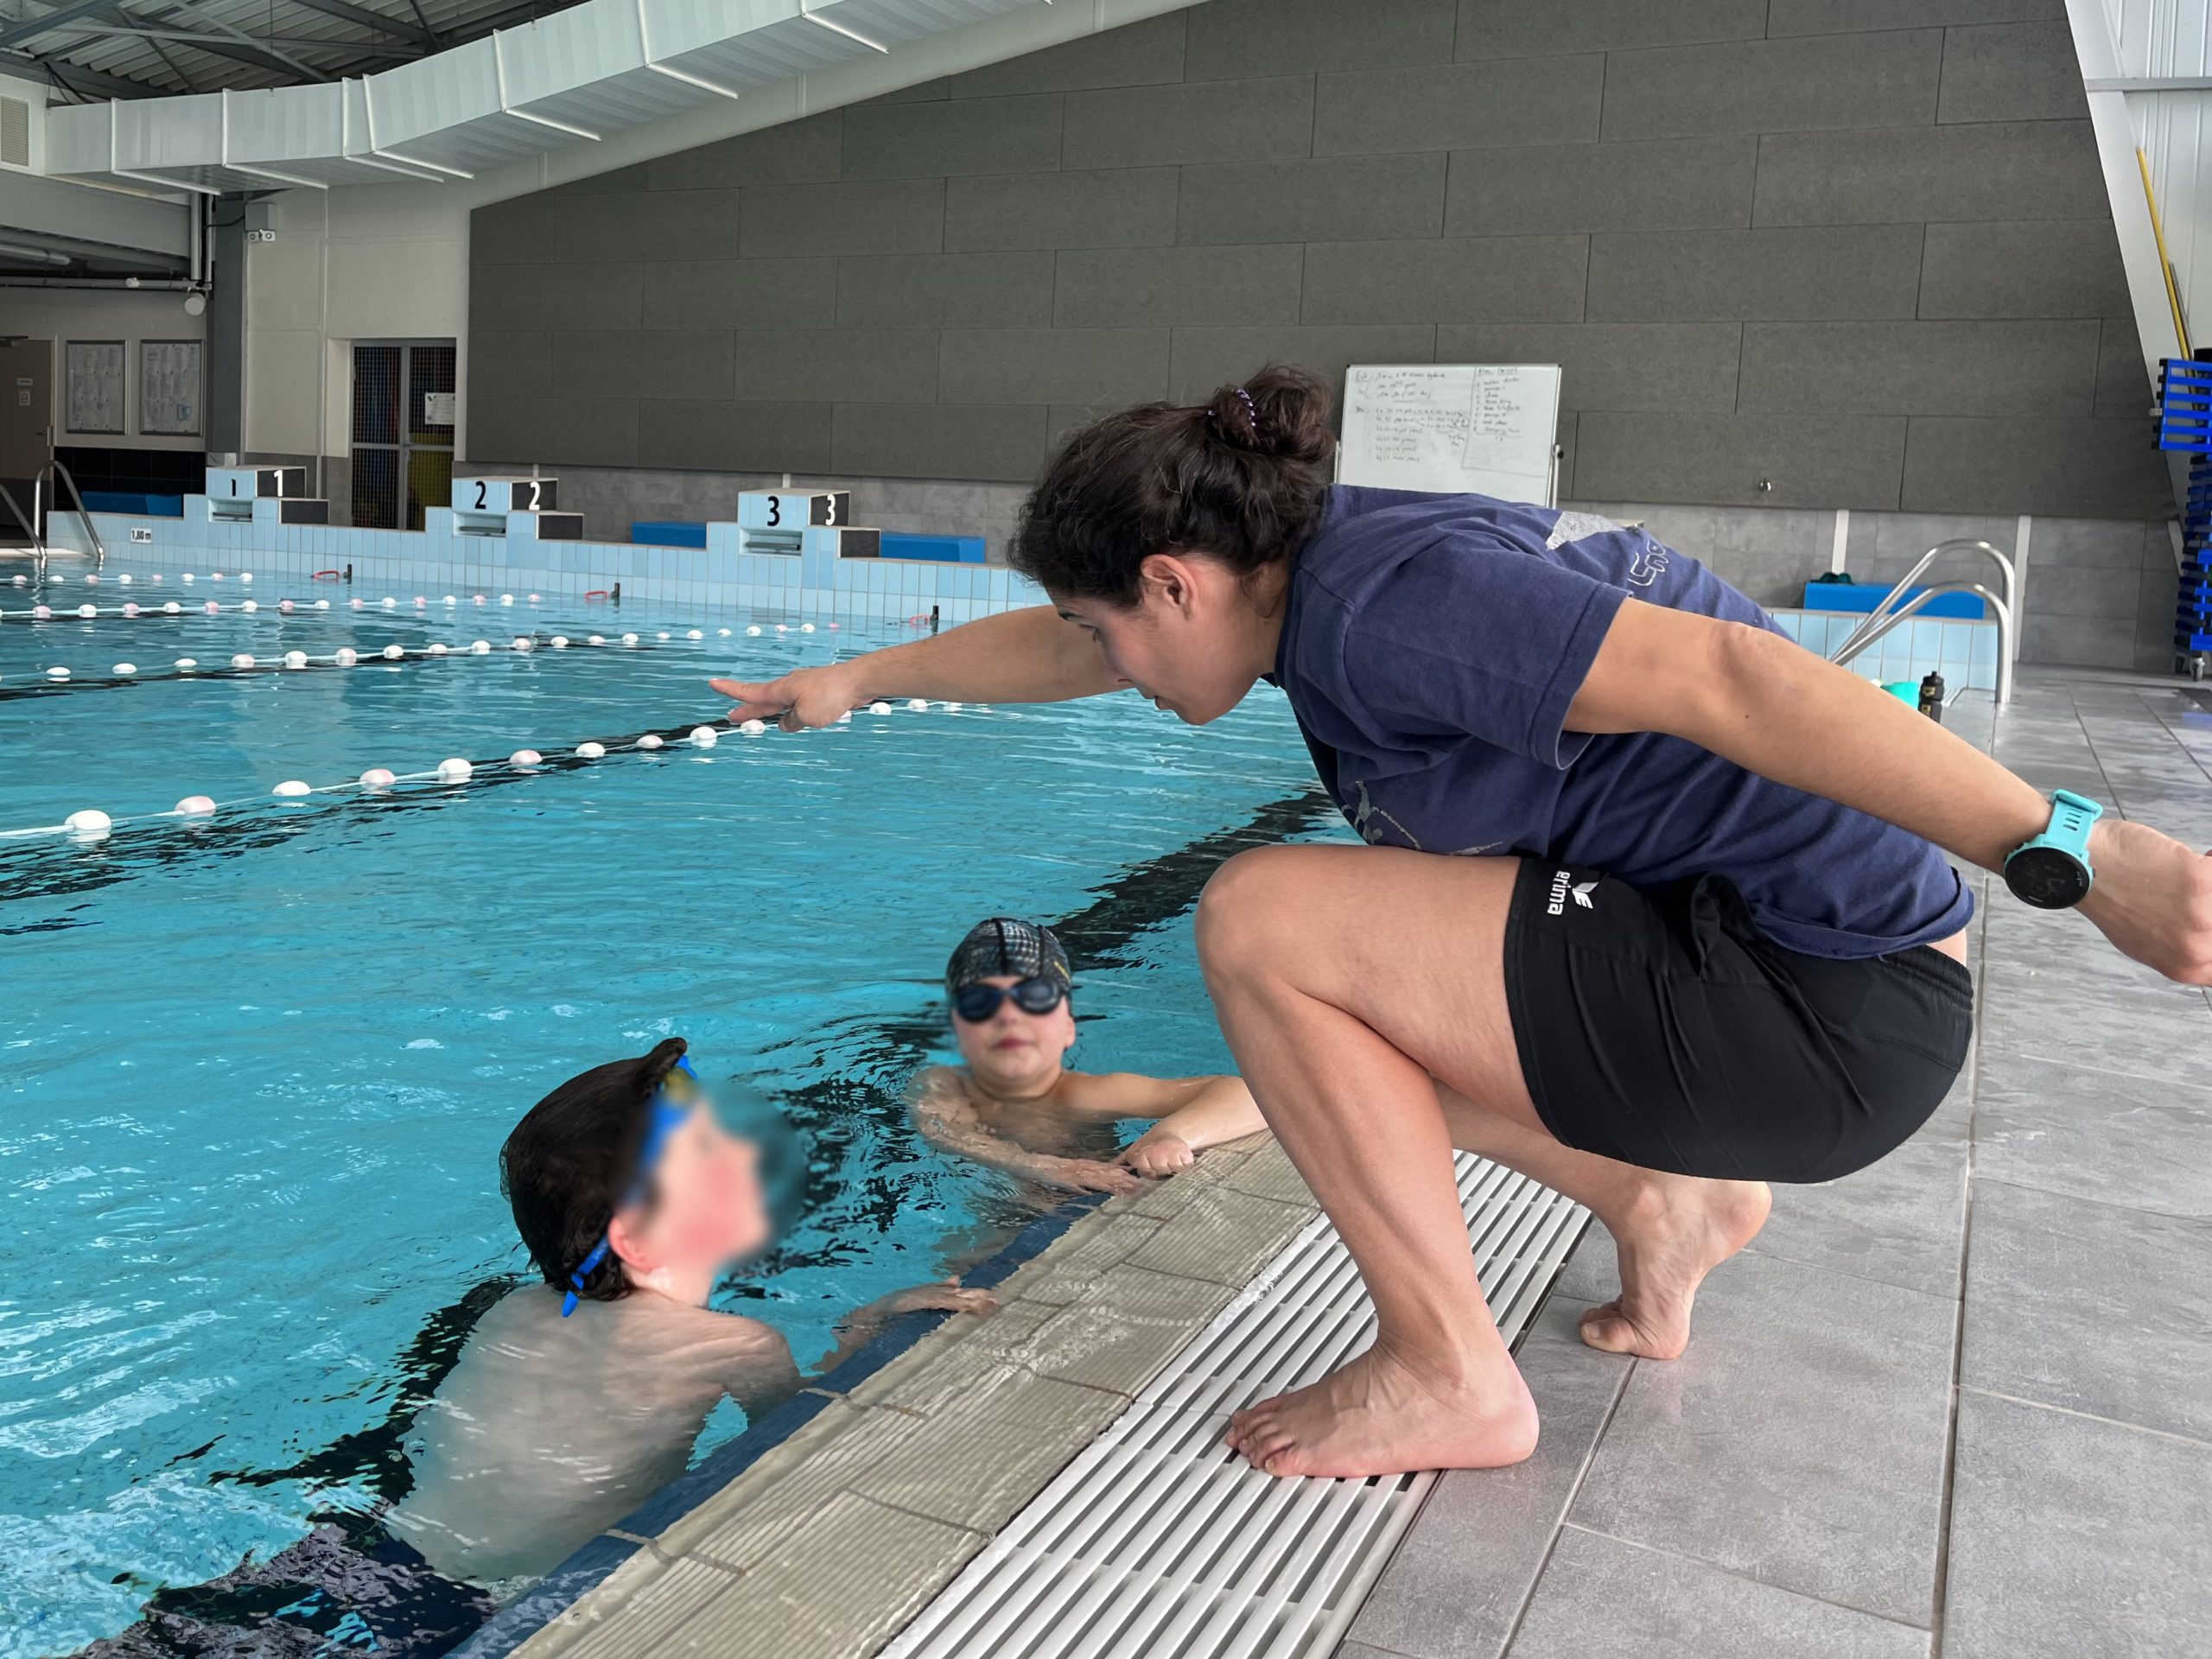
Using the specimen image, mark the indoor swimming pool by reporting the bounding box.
[0,564,1338,1657]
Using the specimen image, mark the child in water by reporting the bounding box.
[390,1038,993,1586]
[910,918,1267,1194]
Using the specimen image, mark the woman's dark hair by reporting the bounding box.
[499,1036,688,1304]
[1010,364,1337,605]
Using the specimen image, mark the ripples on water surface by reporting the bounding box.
[0,578,1338,1656]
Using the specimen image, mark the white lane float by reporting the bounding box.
[113,664,137,677]
[868,701,893,715]
[122,602,140,617]
[204,601,220,615]
[283,650,308,669]
[906,698,928,711]
[45,666,68,679]
[588,634,605,646]
[435,757,473,782]
[30,605,49,619]
[637,734,664,750]
[359,768,397,788]
[428,642,448,657]
[381,644,404,660]
[350,597,365,609]
[686,630,702,640]
[473,594,486,606]
[550,636,569,649]
[175,796,215,816]
[240,600,257,613]
[620,632,639,647]
[718,628,732,638]
[163,601,181,614]
[279,600,295,613]
[64,808,111,836]
[175,658,197,670]
[739,719,767,735]
[272,780,313,798]
[469,639,491,655]
[231,653,255,669]
[381,597,397,608]
[510,749,543,767]
[500,594,514,606]
[689,726,718,747]
[334,648,359,667]
[800,622,815,633]
[315,600,330,610]
[442,594,456,606]
[575,741,606,759]
[656,632,671,641]
[511,637,533,652]
[746,626,761,636]
[76,603,96,618]
[117,575,131,586]
[82,574,98,585]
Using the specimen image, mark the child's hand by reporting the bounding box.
[1118,1134,1194,1178]
[882,1279,999,1317]
[1040,1156,1147,1195]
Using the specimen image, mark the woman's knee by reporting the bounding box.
[1197,845,1321,976]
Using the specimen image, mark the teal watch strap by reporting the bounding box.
[2003,789,2104,908]
[2018,789,2103,869]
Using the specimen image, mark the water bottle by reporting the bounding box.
[1917,671,1945,722]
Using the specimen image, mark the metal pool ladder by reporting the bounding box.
[33,459,107,577]
[885,1154,1589,1659]
[1827,537,2016,706]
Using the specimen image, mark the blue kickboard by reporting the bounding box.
[631,520,707,548]
[1801,580,1987,620]
[879,531,986,563]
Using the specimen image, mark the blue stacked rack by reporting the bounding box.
[2157,358,2212,679]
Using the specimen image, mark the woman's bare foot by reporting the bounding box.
[1224,1339,1539,1478]
[1580,1175,1771,1359]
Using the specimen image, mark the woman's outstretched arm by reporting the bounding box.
[1570,598,2212,983]
[710,605,1121,730]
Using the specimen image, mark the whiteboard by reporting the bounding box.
[1338,363,1564,505]
[66,340,124,435]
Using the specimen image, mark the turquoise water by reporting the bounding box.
[0,570,1332,1656]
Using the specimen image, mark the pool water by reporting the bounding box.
[0,569,1339,1656]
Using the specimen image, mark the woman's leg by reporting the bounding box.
[1197,843,1768,1478]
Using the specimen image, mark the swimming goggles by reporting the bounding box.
[561,1056,700,1317]
[951,976,1067,1023]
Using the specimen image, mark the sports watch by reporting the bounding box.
[2003,790,2104,910]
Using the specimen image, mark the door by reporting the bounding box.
[0,339,53,531]
[351,340,455,530]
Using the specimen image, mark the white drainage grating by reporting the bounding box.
[886,1154,1589,1659]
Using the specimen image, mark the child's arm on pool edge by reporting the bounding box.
[712,607,1120,730]
[909,1067,1145,1194]
[1103,1074,1267,1176]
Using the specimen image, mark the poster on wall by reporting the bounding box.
[65,340,124,435]
[140,340,201,435]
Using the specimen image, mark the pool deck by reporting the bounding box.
[464,666,2212,1659]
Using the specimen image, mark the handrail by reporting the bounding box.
[32,458,105,574]
[0,481,42,580]
[1832,537,2015,665]
[1828,578,2015,707]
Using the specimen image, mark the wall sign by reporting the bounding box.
[65,340,124,435]
[141,340,201,435]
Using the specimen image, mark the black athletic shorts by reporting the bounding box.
[1503,861,1974,1185]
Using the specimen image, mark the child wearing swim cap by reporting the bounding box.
[911,918,1267,1193]
[391,1037,993,1585]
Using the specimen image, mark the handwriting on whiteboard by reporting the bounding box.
[1463,367,1530,471]
[1343,366,1476,467]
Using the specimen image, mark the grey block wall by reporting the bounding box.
[467,0,2181,669]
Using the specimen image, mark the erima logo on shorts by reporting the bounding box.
[1548,870,1598,916]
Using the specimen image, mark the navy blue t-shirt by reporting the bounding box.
[1271,486,1970,958]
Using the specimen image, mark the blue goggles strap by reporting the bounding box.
[561,1056,699,1316]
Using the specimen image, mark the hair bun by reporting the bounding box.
[1205,365,1336,466]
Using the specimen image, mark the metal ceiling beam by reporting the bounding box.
[149,0,328,79]
[8,45,160,97]
[281,0,436,50]
[41,20,419,53]
[0,0,120,52]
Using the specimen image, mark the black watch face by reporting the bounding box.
[2006,845,2091,910]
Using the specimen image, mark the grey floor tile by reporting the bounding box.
[1961,1179,2212,1441]
[1975,956,2207,1084]
[1975,1048,2212,1219]
[1505,1527,1930,1658]
[1943,1389,2212,1659]
[1569,1250,1955,1625]
[1749,1130,1968,1298]
[1347,1297,1631,1659]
